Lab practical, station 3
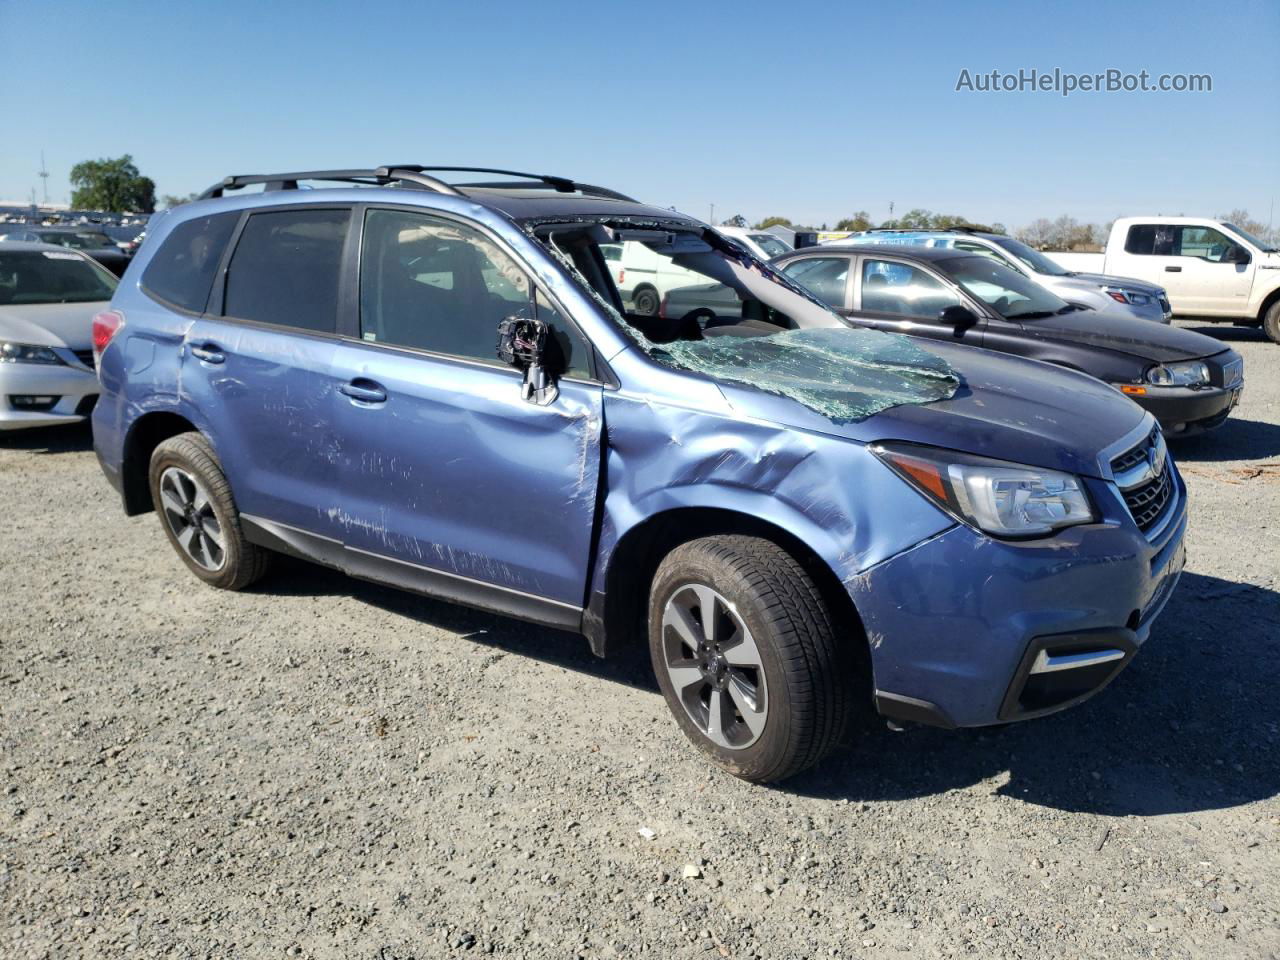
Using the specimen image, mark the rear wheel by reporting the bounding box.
[632,285,660,317]
[1263,301,1280,344]
[648,536,852,782]
[148,432,270,590]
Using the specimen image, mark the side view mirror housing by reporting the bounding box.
[939,304,979,327]
[1225,244,1251,265]
[497,316,558,406]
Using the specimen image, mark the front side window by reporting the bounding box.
[780,257,849,309]
[936,255,1071,320]
[0,250,118,305]
[223,208,350,332]
[142,212,240,313]
[860,259,962,319]
[359,209,590,375]
[1175,226,1234,261]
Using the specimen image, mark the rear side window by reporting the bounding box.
[141,212,239,313]
[223,208,350,332]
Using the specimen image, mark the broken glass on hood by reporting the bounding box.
[652,327,959,424]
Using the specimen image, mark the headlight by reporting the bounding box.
[0,342,64,365]
[872,442,1096,538]
[1147,361,1210,386]
[1104,287,1153,306]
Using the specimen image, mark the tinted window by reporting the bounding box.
[40,231,115,250]
[224,208,349,332]
[359,209,533,363]
[0,250,118,305]
[780,257,849,308]
[142,212,239,313]
[861,259,962,319]
[1124,224,1156,255]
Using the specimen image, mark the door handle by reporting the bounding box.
[189,342,225,364]
[339,379,387,405]
[1165,266,1182,272]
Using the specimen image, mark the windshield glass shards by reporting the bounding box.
[652,326,959,423]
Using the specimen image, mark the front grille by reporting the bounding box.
[1111,427,1175,534]
[73,349,95,368]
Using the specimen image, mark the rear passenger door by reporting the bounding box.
[182,205,354,540]
[327,206,604,619]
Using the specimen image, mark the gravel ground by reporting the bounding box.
[2,322,1278,960]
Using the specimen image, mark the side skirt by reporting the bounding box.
[241,514,584,633]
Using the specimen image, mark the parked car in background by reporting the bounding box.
[0,226,131,276]
[769,244,1243,437]
[103,223,148,256]
[1048,217,1280,342]
[0,242,117,430]
[94,165,1185,782]
[838,229,1172,324]
[602,239,709,315]
[715,226,793,260]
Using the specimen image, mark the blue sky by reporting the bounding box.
[4,0,1278,230]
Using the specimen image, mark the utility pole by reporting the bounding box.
[709,202,715,225]
[38,152,49,204]
[888,201,895,221]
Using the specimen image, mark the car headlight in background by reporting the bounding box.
[1103,287,1153,306]
[872,442,1096,538]
[1146,360,1210,386]
[0,342,65,365]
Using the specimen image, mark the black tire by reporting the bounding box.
[1263,301,1280,344]
[632,285,660,317]
[148,431,271,590]
[648,536,851,783]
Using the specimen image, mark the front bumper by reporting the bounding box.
[852,468,1187,728]
[0,361,98,431]
[1129,383,1241,436]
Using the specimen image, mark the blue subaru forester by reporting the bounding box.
[91,166,1186,782]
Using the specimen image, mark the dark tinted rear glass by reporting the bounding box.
[142,212,239,313]
[224,208,349,332]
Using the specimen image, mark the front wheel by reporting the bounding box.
[648,536,852,782]
[1263,301,1280,344]
[632,285,660,317]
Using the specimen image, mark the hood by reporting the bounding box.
[718,339,1147,479]
[1013,306,1223,362]
[1065,271,1165,296]
[0,301,106,349]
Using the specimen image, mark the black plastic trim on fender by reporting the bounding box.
[240,514,583,633]
[873,691,955,729]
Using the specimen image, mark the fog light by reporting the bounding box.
[10,395,59,411]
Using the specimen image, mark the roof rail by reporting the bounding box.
[197,165,637,203]
[386,166,637,202]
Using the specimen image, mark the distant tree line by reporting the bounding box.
[733,210,1007,235]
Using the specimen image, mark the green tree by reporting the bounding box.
[159,192,200,209]
[753,216,793,230]
[719,214,749,228]
[69,155,156,213]
[835,211,872,232]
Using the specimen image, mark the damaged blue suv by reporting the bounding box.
[92,166,1187,782]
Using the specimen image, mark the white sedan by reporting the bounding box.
[0,242,117,431]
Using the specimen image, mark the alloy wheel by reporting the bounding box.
[158,466,226,571]
[660,583,768,749]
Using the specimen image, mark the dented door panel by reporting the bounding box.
[180,317,347,540]
[328,341,604,606]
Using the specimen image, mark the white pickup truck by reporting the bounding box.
[1050,216,1280,342]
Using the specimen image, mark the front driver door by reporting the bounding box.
[328,206,604,620]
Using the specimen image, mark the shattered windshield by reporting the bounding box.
[528,218,959,422]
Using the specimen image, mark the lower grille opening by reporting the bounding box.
[9,395,60,412]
